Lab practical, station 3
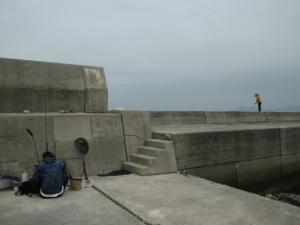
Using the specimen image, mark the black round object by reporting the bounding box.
[74,138,89,155]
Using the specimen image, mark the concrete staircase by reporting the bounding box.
[123,139,177,175]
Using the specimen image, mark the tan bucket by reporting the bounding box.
[70,178,82,191]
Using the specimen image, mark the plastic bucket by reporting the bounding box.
[70,178,82,191]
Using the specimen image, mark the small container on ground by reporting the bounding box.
[70,178,82,191]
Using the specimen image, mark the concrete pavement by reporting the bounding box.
[93,174,300,225]
[0,187,143,225]
[1,174,300,225]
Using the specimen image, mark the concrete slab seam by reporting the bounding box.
[92,184,155,225]
[120,112,129,161]
[265,112,270,122]
[81,69,87,112]
[279,128,283,178]
[203,111,207,124]
[125,134,146,140]
[181,155,282,171]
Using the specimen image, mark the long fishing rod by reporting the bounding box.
[44,94,48,152]
[25,129,40,163]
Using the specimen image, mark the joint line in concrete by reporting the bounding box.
[265,112,269,122]
[203,112,207,124]
[125,134,145,140]
[92,185,154,225]
[120,112,129,161]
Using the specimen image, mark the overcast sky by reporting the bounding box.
[1,0,299,111]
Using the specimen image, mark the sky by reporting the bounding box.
[0,0,300,111]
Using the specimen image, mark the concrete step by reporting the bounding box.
[137,146,164,157]
[130,153,157,166]
[123,161,150,176]
[146,139,173,149]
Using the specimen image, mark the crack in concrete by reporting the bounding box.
[92,184,155,225]
[125,134,145,140]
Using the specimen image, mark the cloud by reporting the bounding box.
[0,0,299,110]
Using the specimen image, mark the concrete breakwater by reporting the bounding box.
[2,109,300,192]
[1,58,300,193]
[149,111,300,191]
[94,110,300,192]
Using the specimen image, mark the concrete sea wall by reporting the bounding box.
[151,111,300,125]
[1,108,300,190]
[0,58,108,113]
[0,113,126,177]
[150,111,300,190]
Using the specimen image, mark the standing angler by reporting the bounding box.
[254,93,263,112]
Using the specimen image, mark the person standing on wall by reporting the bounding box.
[254,93,263,112]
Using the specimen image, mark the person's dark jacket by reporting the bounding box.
[32,156,69,195]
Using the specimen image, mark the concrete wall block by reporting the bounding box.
[118,111,151,156]
[65,157,124,177]
[205,112,268,124]
[237,157,281,188]
[47,89,85,113]
[0,58,22,87]
[267,112,300,122]
[156,141,177,173]
[83,67,108,112]
[84,89,108,112]
[280,127,300,156]
[90,114,124,139]
[124,136,144,158]
[64,158,83,178]
[22,61,49,88]
[54,116,92,141]
[281,154,300,176]
[49,63,84,90]
[187,163,237,187]
[121,111,151,136]
[0,162,21,177]
[0,115,47,163]
[172,129,280,169]
[0,58,108,113]
[151,111,206,126]
[0,113,126,176]
[89,139,126,162]
[152,132,173,141]
[55,141,81,159]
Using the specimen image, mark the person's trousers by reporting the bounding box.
[258,103,262,112]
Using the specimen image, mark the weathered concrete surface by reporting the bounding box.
[124,139,178,175]
[151,111,206,126]
[150,111,300,126]
[0,113,126,177]
[154,128,281,168]
[150,111,270,126]
[93,174,300,225]
[281,154,300,177]
[152,122,300,134]
[280,127,300,155]
[187,163,237,186]
[116,110,151,157]
[267,112,300,122]
[205,111,268,124]
[237,157,281,188]
[152,122,300,188]
[0,188,143,225]
[0,58,108,113]
[83,67,108,112]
